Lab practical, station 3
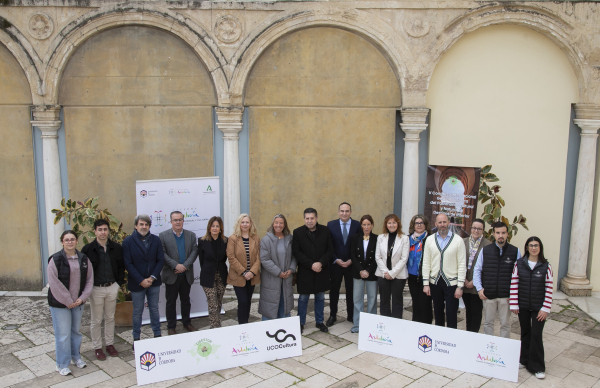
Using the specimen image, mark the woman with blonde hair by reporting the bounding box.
[375,214,410,318]
[227,213,261,324]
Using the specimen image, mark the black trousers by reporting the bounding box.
[430,278,459,329]
[378,277,406,319]
[165,275,192,329]
[408,274,433,324]
[330,263,354,320]
[462,292,483,332]
[234,280,255,324]
[519,309,546,373]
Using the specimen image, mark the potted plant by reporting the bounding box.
[52,197,133,326]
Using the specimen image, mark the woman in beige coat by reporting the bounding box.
[227,213,261,324]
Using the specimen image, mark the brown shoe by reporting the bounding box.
[184,324,197,332]
[95,348,106,361]
[168,328,177,335]
[105,345,118,357]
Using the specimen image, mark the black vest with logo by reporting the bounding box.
[47,251,89,308]
[481,242,519,299]
[516,257,549,311]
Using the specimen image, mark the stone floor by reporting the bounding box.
[0,294,599,388]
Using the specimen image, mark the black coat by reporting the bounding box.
[292,224,334,294]
[81,239,125,286]
[350,232,378,281]
[198,237,228,288]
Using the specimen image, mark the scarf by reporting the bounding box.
[408,231,427,271]
[468,235,483,270]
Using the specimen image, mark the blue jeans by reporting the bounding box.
[131,286,161,339]
[262,286,292,321]
[352,279,378,332]
[298,292,325,325]
[50,305,84,369]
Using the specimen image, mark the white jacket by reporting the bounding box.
[375,233,410,279]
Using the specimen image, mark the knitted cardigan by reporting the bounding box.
[422,233,466,288]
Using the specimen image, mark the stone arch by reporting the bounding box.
[229,8,413,107]
[0,16,43,104]
[42,5,228,105]
[424,4,587,103]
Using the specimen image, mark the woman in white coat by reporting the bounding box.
[375,214,410,319]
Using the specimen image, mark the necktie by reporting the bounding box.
[343,222,348,244]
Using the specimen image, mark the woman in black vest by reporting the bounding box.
[199,216,228,329]
[509,236,553,380]
[47,230,94,376]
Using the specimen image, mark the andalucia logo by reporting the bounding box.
[188,338,220,363]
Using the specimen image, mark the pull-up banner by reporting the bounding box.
[134,316,302,386]
[358,313,520,382]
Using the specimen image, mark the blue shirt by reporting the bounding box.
[436,231,453,250]
[473,243,521,292]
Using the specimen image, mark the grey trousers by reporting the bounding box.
[484,298,512,338]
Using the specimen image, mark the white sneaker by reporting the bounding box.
[55,366,72,376]
[71,359,87,369]
[535,372,545,379]
[519,363,526,369]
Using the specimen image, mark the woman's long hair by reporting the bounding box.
[382,214,402,236]
[267,214,291,236]
[201,216,227,241]
[523,236,547,264]
[232,213,258,238]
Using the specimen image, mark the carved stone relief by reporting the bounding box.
[405,19,430,38]
[29,13,54,40]
[215,15,243,44]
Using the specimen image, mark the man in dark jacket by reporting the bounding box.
[123,214,164,346]
[326,202,360,326]
[292,208,334,333]
[473,221,521,338]
[82,219,125,360]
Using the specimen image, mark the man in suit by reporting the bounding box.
[326,202,360,326]
[123,214,164,347]
[159,211,198,335]
[292,208,334,333]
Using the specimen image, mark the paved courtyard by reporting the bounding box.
[0,292,599,388]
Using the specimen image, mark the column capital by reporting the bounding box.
[574,103,600,121]
[31,105,62,137]
[216,106,244,138]
[573,119,600,136]
[400,108,429,141]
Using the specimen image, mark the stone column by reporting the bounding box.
[400,108,429,234]
[216,107,244,236]
[561,103,600,296]
[31,105,64,256]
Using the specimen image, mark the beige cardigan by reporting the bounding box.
[422,232,466,287]
[375,233,410,279]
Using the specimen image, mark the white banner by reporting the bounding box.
[134,316,302,386]
[136,177,220,323]
[358,313,520,382]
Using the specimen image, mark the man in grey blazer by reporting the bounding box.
[159,211,198,335]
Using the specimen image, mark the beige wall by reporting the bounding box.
[0,44,41,290]
[427,25,579,289]
[246,27,400,234]
[59,26,216,232]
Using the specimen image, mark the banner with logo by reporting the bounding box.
[424,165,481,238]
[136,177,220,323]
[134,316,302,386]
[358,313,520,382]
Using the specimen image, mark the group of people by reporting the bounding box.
[46,203,553,381]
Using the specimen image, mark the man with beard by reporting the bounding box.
[473,221,521,338]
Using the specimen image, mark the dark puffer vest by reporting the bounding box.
[481,242,519,299]
[516,257,549,311]
[47,250,89,308]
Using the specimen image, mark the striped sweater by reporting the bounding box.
[509,261,553,313]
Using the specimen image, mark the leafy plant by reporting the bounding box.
[479,165,528,242]
[52,197,131,302]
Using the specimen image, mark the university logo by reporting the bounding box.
[188,338,220,363]
[418,335,432,353]
[140,351,156,371]
[140,190,148,198]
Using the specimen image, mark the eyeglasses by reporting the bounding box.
[471,227,483,231]
[528,244,540,249]
[171,219,184,223]
[63,239,77,243]
[414,222,424,226]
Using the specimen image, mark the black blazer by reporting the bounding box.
[81,239,125,286]
[327,218,361,263]
[198,237,228,288]
[292,223,334,294]
[350,232,378,281]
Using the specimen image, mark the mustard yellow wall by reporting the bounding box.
[0,43,41,290]
[246,27,400,234]
[59,26,216,232]
[427,25,579,289]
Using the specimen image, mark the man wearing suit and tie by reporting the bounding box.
[326,202,361,326]
[159,211,199,335]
